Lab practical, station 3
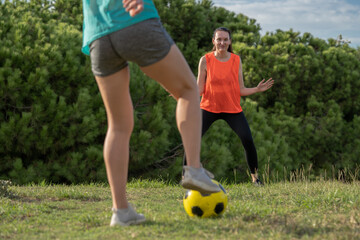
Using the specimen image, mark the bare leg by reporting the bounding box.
[251,170,263,185]
[251,173,258,182]
[95,67,133,209]
[141,45,201,168]
[97,45,218,210]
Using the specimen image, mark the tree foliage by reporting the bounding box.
[1,0,359,184]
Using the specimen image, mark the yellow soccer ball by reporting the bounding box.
[183,180,228,218]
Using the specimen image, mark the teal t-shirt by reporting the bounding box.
[82,0,160,55]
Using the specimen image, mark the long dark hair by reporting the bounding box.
[212,27,233,53]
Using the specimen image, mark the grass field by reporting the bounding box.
[1,179,359,240]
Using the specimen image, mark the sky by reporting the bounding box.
[212,0,360,48]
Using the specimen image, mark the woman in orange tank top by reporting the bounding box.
[185,27,274,185]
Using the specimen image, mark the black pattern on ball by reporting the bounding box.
[192,206,204,217]
[200,193,211,197]
[214,203,224,214]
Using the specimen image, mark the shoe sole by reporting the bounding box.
[181,180,220,194]
[110,217,146,227]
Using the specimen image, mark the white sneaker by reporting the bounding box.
[110,204,146,227]
[182,163,214,179]
[201,164,215,179]
[181,166,220,194]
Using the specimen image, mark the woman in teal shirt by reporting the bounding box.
[82,0,220,227]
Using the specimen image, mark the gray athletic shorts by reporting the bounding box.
[89,18,174,77]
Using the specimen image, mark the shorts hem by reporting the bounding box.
[138,42,175,67]
[92,63,129,77]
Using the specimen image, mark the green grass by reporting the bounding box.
[1,180,359,240]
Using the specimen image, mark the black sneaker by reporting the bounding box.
[253,179,264,186]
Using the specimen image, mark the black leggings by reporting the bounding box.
[183,109,258,174]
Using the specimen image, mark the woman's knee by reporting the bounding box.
[176,80,198,99]
[108,117,134,136]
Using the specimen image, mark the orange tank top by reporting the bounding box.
[200,52,242,113]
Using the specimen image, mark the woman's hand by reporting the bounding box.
[122,0,144,17]
[257,78,274,92]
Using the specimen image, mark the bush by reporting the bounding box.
[0,0,107,184]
